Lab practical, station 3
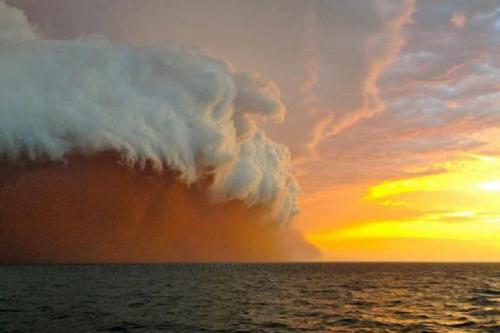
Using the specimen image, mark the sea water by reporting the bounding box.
[0,263,498,332]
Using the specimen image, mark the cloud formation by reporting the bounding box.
[7,0,416,163]
[300,0,500,192]
[0,1,298,222]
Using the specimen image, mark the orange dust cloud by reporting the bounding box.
[0,152,318,263]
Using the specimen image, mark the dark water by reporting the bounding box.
[0,263,498,332]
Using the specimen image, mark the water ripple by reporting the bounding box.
[0,263,498,332]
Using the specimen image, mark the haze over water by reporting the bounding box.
[0,263,498,332]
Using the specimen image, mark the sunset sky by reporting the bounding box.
[6,0,500,262]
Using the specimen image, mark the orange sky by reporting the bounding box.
[298,151,500,261]
[7,0,500,261]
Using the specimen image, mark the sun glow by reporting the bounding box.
[304,154,500,261]
[368,154,500,200]
[479,180,500,192]
[309,218,500,242]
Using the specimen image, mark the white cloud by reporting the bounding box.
[0,1,298,223]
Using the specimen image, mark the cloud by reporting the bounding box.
[291,0,415,161]
[0,1,298,223]
[7,0,416,165]
[0,0,34,40]
[300,0,500,192]
[0,0,324,263]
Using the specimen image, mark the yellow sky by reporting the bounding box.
[299,153,500,261]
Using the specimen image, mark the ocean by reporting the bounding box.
[0,263,498,332]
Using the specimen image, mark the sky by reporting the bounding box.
[7,0,500,261]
